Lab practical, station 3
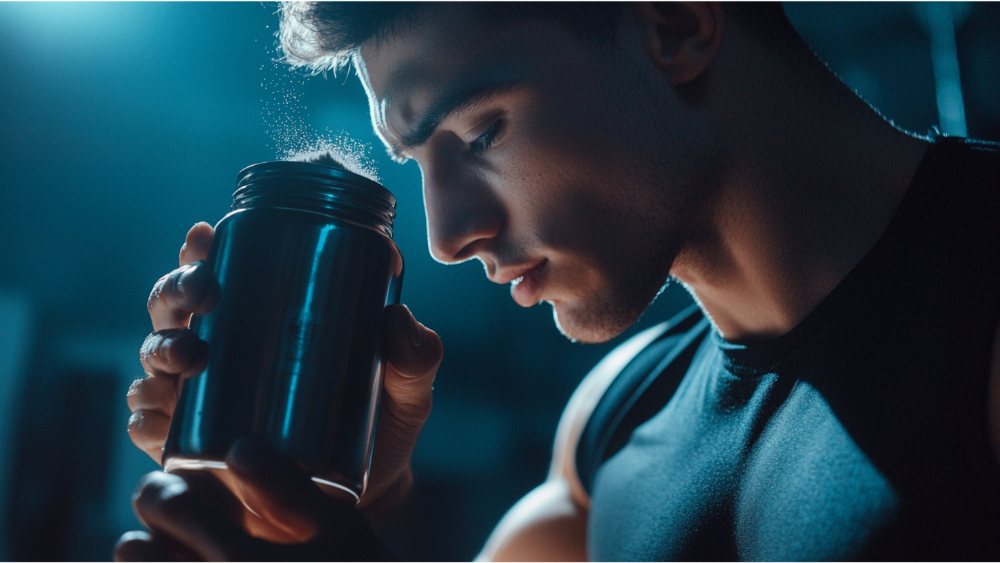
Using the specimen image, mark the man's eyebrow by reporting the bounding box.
[387,79,521,160]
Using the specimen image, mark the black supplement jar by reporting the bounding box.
[162,160,403,504]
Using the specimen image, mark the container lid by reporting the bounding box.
[233,161,397,237]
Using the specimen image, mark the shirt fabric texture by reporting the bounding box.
[578,137,1000,561]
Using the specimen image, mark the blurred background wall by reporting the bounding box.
[0,2,996,560]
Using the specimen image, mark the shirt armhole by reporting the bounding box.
[549,321,671,509]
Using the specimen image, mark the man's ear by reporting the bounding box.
[634,2,724,85]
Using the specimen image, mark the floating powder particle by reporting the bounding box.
[260,49,380,182]
[283,134,380,182]
[287,150,349,170]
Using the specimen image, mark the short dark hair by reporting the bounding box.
[279,2,625,73]
[279,2,797,74]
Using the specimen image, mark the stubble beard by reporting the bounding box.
[550,196,684,344]
[548,134,716,345]
[545,43,720,344]
[551,276,674,344]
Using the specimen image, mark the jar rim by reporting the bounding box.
[233,161,397,238]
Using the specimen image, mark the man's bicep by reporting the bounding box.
[477,322,670,561]
[476,479,587,562]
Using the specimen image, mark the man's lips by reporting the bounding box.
[508,259,547,307]
[492,260,544,285]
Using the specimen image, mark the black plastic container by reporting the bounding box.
[162,161,403,504]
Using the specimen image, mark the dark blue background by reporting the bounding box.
[0,3,996,560]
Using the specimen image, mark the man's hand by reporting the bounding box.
[115,437,396,561]
[126,222,442,542]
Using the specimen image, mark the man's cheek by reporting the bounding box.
[548,188,618,255]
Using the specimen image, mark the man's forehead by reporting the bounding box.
[362,60,523,122]
[356,4,486,90]
[354,9,523,154]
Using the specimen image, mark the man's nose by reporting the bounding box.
[420,136,504,264]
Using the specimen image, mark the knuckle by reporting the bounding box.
[127,378,176,414]
[115,530,152,553]
[128,411,167,441]
[128,415,167,465]
[113,530,168,563]
[148,264,202,315]
[127,411,148,437]
[174,264,210,312]
[126,381,145,411]
[139,333,160,364]
[133,471,188,514]
[147,274,171,313]
[141,329,201,376]
[131,472,158,503]
[127,378,144,397]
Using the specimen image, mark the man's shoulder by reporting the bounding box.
[547,303,707,505]
[549,304,712,502]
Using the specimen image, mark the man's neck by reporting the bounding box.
[670,33,928,343]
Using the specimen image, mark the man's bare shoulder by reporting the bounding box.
[476,321,671,562]
[549,320,674,506]
[477,303,706,561]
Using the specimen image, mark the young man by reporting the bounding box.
[119,3,1000,560]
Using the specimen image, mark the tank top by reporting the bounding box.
[577,137,1000,561]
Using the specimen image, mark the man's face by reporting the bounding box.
[356,6,716,343]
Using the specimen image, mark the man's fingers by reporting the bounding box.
[383,305,442,415]
[227,437,392,560]
[127,375,178,416]
[384,305,443,377]
[226,437,336,542]
[128,410,172,464]
[132,329,208,464]
[114,531,200,563]
[355,306,441,510]
[114,531,178,562]
[132,470,259,561]
[148,262,220,332]
[139,329,209,380]
[179,222,214,266]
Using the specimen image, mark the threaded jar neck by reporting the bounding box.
[233,161,396,238]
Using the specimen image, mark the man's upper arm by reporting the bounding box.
[476,323,668,561]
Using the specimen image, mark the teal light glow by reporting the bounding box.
[281,225,334,439]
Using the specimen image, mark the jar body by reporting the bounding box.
[162,205,403,503]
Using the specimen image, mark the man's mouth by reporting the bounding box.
[510,259,547,307]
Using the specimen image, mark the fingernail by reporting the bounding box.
[157,334,175,363]
[162,332,194,365]
[158,333,177,364]
[173,264,196,297]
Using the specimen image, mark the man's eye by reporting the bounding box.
[469,120,504,156]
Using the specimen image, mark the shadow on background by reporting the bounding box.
[0,2,996,560]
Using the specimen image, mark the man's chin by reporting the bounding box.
[548,300,640,344]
